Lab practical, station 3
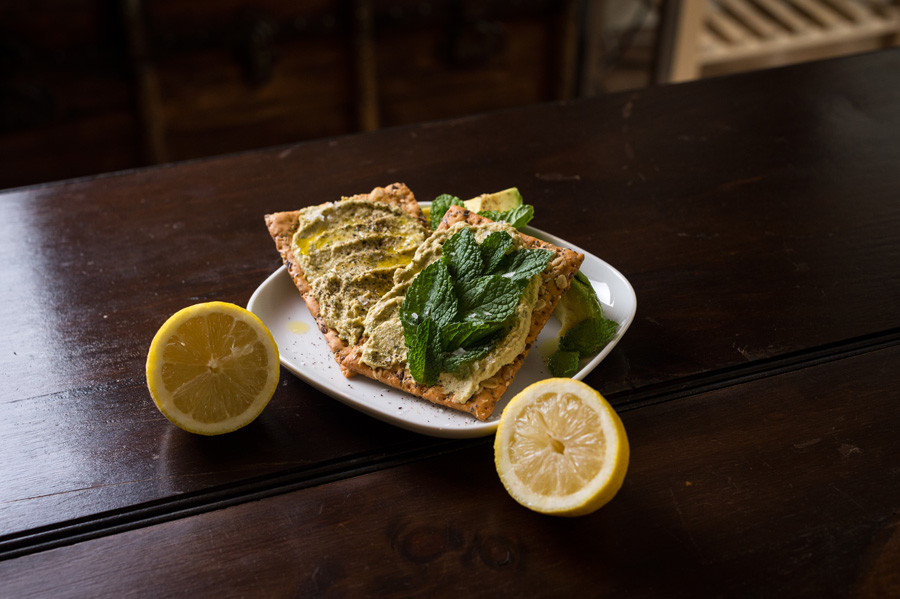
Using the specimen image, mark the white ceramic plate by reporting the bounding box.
[248,222,636,438]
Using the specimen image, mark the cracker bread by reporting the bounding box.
[341,205,585,421]
[264,182,427,376]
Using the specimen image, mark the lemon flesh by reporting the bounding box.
[146,302,280,435]
[494,378,629,516]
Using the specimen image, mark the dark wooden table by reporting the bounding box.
[2,48,899,598]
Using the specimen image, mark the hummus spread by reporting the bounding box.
[291,197,427,345]
[360,220,540,403]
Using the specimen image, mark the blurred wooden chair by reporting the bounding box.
[655,0,900,82]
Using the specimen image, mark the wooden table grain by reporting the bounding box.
[1,48,899,597]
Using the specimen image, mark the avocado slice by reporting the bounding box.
[555,271,605,336]
[548,271,618,377]
[464,187,524,213]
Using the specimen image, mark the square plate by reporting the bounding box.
[248,222,636,438]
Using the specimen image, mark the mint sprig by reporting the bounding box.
[457,275,519,322]
[490,247,554,288]
[548,316,619,377]
[398,260,457,329]
[479,231,514,273]
[478,204,535,229]
[400,227,552,386]
[398,260,455,385]
[404,319,443,385]
[440,226,482,282]
[559,316,618,355]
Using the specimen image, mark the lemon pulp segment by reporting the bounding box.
[507,392,606,496]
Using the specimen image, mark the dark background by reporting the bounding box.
[1,0,621,190]
[3,0,896,191]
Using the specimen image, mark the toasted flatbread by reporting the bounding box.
[265,182,428,376]
[341,205,584,421]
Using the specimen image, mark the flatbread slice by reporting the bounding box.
[264,182,428,376]
[342,205,584,421]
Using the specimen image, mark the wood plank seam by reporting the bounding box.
[4,328,898,561]
[611,327,900,411]
[0,439,473,562]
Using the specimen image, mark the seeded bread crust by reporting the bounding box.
[341,205,584,421]
[264,182,427,376]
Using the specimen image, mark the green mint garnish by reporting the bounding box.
[455,276,520,323]
[440,321,503,352]
[478,204,535,229]
[400,227,552,386]
[559,316,618,356]
[440,225,482,282]
[479,231,514,273]
[488,247,555,288]
[398,260,456,330]
[404,319,443,385]
[548,315,619,377]
[548,350,581,378]
[441,336,500,374]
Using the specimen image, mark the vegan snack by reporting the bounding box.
[342,206,583,420]
[265,182,429,375]
[266,185,583,421]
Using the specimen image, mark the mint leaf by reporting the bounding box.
[456,275,519,324]
[488,248,553,288]
[399,260,457,329]
[405,318,443,386]
[399,260,457,386]
[401,223,552,386]
[441,226,483,282]
[548,349,581,377]
[559,315,618,356]
[479,231,514,273]
[441,337,499,373]
[441,320,504,352]
[479,204,534,229]
[430,194,465,230]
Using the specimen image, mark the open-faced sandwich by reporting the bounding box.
[265,182,429,376]
[265,183,584,421]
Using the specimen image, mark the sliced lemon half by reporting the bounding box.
[146,302,280,435]
[494,378,629,516]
